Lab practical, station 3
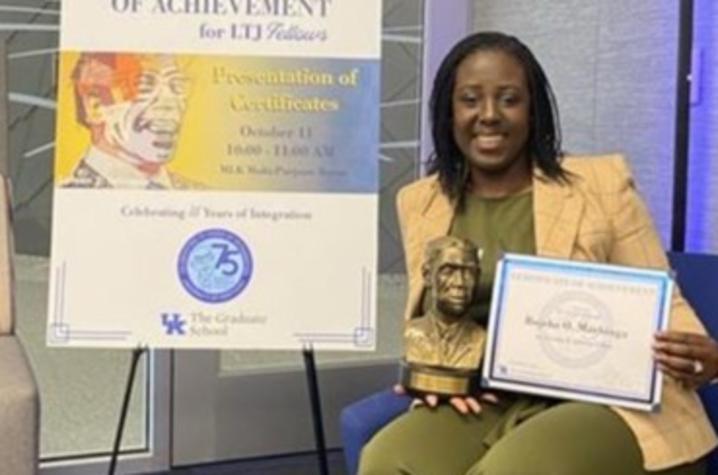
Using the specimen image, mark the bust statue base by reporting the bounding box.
[399,359,481,396]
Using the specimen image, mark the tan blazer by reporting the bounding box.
[396,154,717,470]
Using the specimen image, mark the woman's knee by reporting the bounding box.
[465,448,592,475]
[358,405,490,475]
[356,435,405,475]
[465,403,642,475]
[463,443,543,475]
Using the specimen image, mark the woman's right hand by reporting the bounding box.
[393,384,499,415]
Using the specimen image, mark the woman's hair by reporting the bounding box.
[426,31,567,200]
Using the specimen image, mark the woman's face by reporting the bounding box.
[452,49,530,177]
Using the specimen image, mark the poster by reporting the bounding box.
[47,0,381,350]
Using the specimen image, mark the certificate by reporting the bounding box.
[482,254,673,412]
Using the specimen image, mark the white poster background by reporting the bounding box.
[61,0,381,59]
[49,191,376,349]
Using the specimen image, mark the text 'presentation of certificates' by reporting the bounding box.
[47,0,381,350]
[482,254,674,412]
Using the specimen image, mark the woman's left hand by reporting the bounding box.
[654,331,718,388]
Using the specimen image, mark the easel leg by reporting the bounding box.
[108,346,146,475]
[303,346,329,475]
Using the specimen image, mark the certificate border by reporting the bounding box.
[482,254,673,412]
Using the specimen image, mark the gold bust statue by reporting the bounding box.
[400,236,485,396]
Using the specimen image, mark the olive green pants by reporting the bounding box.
[358,402,706,475]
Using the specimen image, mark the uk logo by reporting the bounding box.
[161,313,187,336]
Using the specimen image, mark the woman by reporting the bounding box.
[358,31,718,475]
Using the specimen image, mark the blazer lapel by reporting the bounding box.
[419,180,454,242]
[417,172,586,259]
[533,169,585,259]
[404,180,454,320]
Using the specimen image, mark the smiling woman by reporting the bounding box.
[451,50,530,190]
[355,31,717,475]
[428,32,565,206]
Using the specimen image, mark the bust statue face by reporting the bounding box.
[425,239,480,321]
[402,237,484,389]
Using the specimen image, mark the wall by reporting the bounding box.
[1,0,57,255]
[687,0,718,253]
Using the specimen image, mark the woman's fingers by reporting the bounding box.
[653,337,702,360]
[654,352,697,375]
[410,394,437,410]
[465,397,482,414]
[655,331,708,345]
[654,332,715,360]
[657,363,700,389]
[654,331,718,387]
[449,397,469,414]
[480,392,499,404]
[406,391,495,414]
[449,397,482,414]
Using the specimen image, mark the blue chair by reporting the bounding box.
[667,252,718,474]
[341,252,718,475]
[340,388,411,474]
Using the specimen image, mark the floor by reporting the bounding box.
[146,450,348,475]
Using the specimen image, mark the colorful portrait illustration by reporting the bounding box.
[63,53,195,189]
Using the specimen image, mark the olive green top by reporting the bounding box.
[452,187,546,445]
[449,187,536,325]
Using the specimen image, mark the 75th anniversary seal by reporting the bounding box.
[178,228,253,303]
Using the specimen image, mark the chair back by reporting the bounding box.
[668,252,718,472]
[0,176,13,335]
